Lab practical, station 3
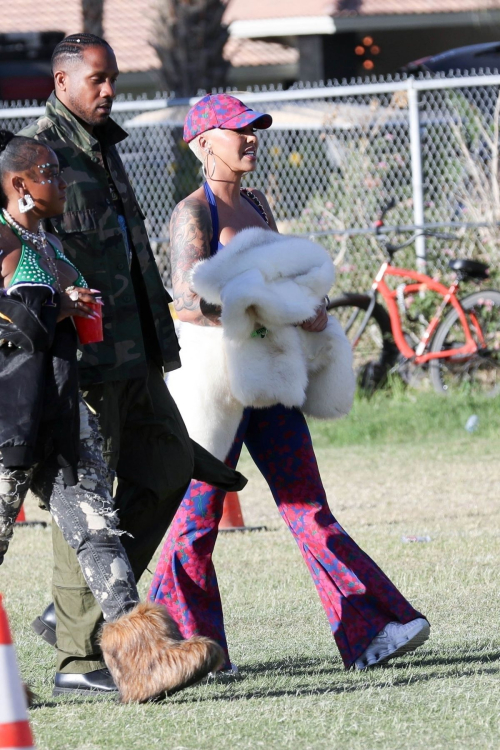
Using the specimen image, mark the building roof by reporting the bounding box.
[2,0,500,75]
[224,38,299,68]
[1,0,160,74]
[0,0,297,73]
[224,0,500,22]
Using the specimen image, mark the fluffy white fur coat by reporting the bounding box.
[168,227,355,460]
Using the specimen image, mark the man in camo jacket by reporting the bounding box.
[19,33,242,696]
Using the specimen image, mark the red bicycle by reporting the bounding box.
[327,202,500,396]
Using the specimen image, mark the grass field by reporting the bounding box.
[2,391,500,749]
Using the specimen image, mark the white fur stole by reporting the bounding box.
[167,228,355,460]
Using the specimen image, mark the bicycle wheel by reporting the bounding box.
[327,293,399,390]
[429,289,500,396]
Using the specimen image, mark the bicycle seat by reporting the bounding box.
[448,259,489,279]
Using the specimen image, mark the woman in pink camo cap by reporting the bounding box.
[149,93,430,676]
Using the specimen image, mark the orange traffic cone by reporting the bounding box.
[16,505,47,529]
[219,492,266,533]
[0,595,36,749]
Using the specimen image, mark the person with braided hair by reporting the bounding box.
[19,34,245,696]
[0,130,225,702]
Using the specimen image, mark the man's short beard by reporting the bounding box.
[67,92,108,128]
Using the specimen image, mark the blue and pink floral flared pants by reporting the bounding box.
[149,404,423,669]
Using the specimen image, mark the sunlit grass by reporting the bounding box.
[2,395,499,749]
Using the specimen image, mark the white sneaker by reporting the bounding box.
[355,618,430,670]
[207,662,240,681]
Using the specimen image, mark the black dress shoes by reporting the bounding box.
[53,668,118,696]
[31,602,57,647]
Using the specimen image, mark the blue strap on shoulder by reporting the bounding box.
[203,182,219,256]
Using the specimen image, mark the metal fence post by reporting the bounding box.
[407,77,426,270]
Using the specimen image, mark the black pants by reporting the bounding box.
[52,362,193,673]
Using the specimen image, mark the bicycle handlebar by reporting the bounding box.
[423,231,460,241]
[374,199,396,234]
[377,199,396,220]
[382,230,461,254]
[372,199,461,250]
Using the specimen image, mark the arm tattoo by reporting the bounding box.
[170,198,221,326]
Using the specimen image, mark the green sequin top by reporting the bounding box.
[0,213,88,290]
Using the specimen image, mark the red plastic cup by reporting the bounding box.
[74,296,103,345]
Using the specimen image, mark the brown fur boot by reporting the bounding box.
[100,601,225,703]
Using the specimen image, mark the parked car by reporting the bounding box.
[0,32,63,102]
[403,42,500,75]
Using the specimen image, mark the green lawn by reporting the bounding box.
[2,392,500,749]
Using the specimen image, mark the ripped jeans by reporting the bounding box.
[0,398,139,623]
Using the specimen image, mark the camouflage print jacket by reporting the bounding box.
[20,93,180,386]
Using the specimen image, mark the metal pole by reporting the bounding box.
[407,77,426,270]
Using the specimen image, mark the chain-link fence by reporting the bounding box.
[2,73,500,292]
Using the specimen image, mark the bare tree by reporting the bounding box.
[82,0,105,37]
[151,0,229,97]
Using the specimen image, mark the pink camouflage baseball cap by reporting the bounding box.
[183,93,273,143]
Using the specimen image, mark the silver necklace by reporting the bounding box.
[2,208,63,292]
[2,208,46,249]
[240,188,270,225]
